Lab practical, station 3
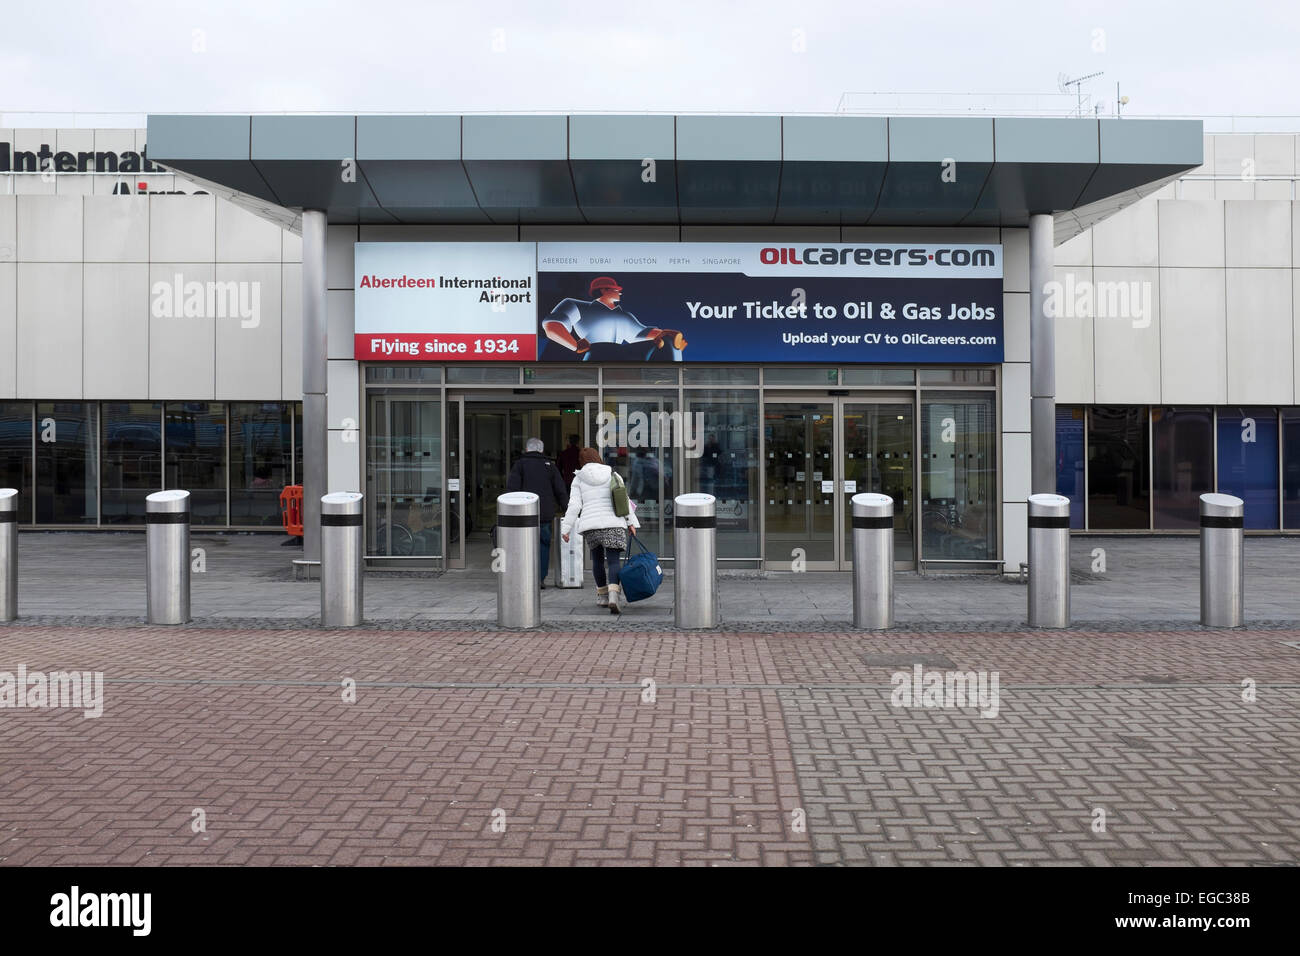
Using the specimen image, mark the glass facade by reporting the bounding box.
[1152,406,1213,529]
[919,392,997,561]
[686,390,760,560]
[1061,405,1300,530]
[3,401,300,527]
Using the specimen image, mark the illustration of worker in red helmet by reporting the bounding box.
[542,276,688,361]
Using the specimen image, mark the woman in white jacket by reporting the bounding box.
[561,447,640,614]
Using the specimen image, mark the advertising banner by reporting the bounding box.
[355,242,1003,363]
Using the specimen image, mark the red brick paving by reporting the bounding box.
[0,625,1297,865]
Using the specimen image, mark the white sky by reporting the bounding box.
[3,0,1298,119]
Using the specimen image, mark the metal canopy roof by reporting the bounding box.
[146,113,1202,241]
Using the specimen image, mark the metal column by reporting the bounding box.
[145,489,191,625]
[1200,493,1244,627]
[673,493,717,629]
[301,209,328,566]
[851,493,894,630]
[320,491,364,627]
[497,492,541,629]
[0,488,16,622]
[1029,213,1056,495]
[1027,493,1070,628]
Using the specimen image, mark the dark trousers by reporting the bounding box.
[590,545,623,588]
[539,524,553,583]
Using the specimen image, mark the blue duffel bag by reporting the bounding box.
[619,535,663,603]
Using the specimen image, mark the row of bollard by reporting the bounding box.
[0,486,1252,629]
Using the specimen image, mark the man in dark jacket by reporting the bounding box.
[507,437,569,587]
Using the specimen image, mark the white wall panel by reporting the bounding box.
[1160,268,1227,404]
[0,196,14,262]
[1055,230,1091,267]
[17,195,82,261]
[1052,266,1094,404]
[1225,201,1291,267]
[215,264,282,401]
[1001,228,1028,293]
[82,263,148,399]
[1212,135,1252,178]
[0,263,14,398]
[17,262,82,397]
[1002,292,1029,363]
[326,289,354,360]
[282,263,302,400]
[1001,361,1031,433]
[328,426,362,494]
[1214,180,1254,201]
[326,359,360,433]
[1001,502,1027,575]
[1092,267,1160,404]
[1001,431,1031,505]
[149,195,215,261]
[282,230,302,263]
[216,200,283,262]
[1254,180,1293,201]
[1254,135,1296,176]
[326,224,357,290]
[148,263,215,399]
[1226,269,1293,404]
[1179,180,1214,200]
[1158,201,1223,268]
[1092,197,1159,268]
[83,196,149,262]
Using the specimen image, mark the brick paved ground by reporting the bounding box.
[1,624,1297,866]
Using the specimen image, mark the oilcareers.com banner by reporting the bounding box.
[354,242,1003,363]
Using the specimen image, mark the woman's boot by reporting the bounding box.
[596,586,609,607]
[608,584,622,614]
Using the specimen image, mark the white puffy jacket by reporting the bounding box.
[561,462,640,537]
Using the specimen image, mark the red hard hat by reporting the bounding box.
[589,276,622,296]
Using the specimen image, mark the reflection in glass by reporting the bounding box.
[1217,407,1278,529]
[100,402,160,524]
[686,390,759,560]
[0,403,32,523]
[366,392,441,558]
[763,403,836,564]
[167,403,227,525]
[1285,410,1300,529]
[1056,406,1085,528]
[600,393,676,560]
[1087,406,1149,529]
[35,403,98,524]
[230,403,291,526]
[920,392,996,560]
[1152,407,1213,529]
[843,403,914,563]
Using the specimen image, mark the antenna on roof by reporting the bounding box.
[1058,71,1104,117]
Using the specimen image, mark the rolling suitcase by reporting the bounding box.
[559,529,583,587]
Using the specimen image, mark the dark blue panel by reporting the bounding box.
[1284,410,1300,529]
[1056,406,1085,529]
[1218,408,1279,529]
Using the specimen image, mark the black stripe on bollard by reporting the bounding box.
[144,512,190,524]
[1027,515,1070,529]
[496,514,539,528]
[851,515,893,529]
[674,515,717,529]
[1200,515,1244,529]
[321,513,363,527]
[0,512,16,523]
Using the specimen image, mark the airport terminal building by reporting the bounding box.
[1,113,1297,574]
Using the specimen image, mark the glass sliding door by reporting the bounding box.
[763,402,837,567]
[599,392,676,560]
[365,389,442,563]
[685,389,760,562]
[166,402,227,525]
[1087,406,1150,529]
[920,392,996,563]
[842,400,914,565]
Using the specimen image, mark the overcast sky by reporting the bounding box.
[3,0,1298,120]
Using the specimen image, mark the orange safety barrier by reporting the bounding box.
[280,485,304,537]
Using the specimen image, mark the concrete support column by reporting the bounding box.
[301,210,328,564]
[1028,213,1055,495]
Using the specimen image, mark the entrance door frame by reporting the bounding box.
[760,390,918,571]
[445,388,597,569]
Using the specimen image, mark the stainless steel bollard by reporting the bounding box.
[851,493,894,630]
[1200,493,1244,627]
[0,488,17,622]
[146,489,191,625]
[320,492,364,627]
[1027,493,1070,628]
[673,493,717,629]
[497,492,541,629]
